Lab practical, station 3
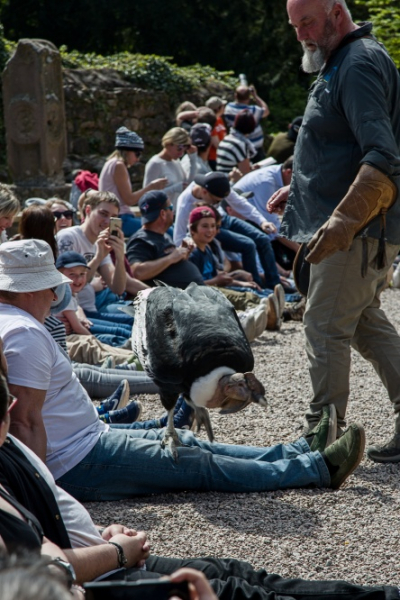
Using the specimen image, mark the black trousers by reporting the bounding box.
[107,555,398,600]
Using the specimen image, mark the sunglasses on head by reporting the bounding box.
[53,210,74,220]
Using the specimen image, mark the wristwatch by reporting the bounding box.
[49,557,77,588]
[108,541,128,568]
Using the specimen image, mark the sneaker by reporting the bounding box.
[103,400,143,424]
[282,297,306,322]
[306,404,337,452]
[239,312,257,342]
[101,356,115,369]
[252,306,268,338]
[101,380,130,412]
[274,283,285,317]
[366,433,400,463]
[266,294,281,331]
[324,424,365,489]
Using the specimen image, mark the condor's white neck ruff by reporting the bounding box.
[190,367,235,407]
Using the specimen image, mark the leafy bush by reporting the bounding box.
[356,0,400,67]
[60,48,237,99]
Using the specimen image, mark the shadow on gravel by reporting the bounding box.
[102,492,321,537]
[349,463,400,494]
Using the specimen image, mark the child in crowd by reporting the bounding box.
[55,251,132,346]
[188,206,282,337]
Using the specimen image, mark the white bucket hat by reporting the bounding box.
[0,239,71,293]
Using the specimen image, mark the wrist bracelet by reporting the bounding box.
[108,541,127,568]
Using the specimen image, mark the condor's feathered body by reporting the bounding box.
[134,283,253,394]
[132,282,266,458]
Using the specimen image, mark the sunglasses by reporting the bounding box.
[50,287,58,295]
[164,204,174,211]
[176,144,191,151]
[53,210,74,220]
[7,394,17,413]
[133,150,142,158]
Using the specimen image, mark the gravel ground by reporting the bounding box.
[86,287,400,587]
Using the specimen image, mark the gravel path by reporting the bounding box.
[85,287,400,587]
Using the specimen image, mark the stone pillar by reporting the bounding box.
[2,39,67,186]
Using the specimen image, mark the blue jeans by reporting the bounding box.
[72,363,159,397]
[56,430,330,501]
[85,309,133,326]
[219,215,281,289]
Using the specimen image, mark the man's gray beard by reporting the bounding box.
[301,44,326,73]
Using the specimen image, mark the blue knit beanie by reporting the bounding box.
[115,127,144,150]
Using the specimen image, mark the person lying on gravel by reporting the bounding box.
[0,371,393,600]
[0,239,366,502]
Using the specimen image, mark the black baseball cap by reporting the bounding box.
[139,190,169,224]
[194,172,231,199]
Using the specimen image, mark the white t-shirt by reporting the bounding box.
[0,304,107,480]
[56,226,112,312]
[143,154,197,208]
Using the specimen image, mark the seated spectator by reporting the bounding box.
[266,116,303,163]
[55,251,131,347]
[0,238,364,502]
[143,127,198,208]
[233,157,300,270]
[205,96,228,170]
[99,126,168,238]
[46,199,75,234]
[175,100,198,132]
[127,191,204,288]
[224,84,270,162]
[196,106,217,129]
[56,190,146,321]
[181,123,213,175]
[188,206,281,333]
[217,110,257,175]
[0,184,20,243]
[174,172,283,291]
[16,205,59,260]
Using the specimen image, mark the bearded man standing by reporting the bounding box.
[268,0,400,462]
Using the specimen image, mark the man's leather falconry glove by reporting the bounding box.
[306,164,397,264]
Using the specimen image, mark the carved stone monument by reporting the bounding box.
[2,39,67,188]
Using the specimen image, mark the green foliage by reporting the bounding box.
[355,0,400,67]
[60,48,237,98]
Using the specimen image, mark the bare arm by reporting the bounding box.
[61,310,91,336]
[237,158,253,175]
[114,162,167,207]
[8,384,47,462]
[125,274,149,296]
[249,85,270,118]
[64,532,150,584]
[98,229,126,295]
[131,247,190,281]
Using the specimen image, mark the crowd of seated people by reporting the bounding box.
[0,86,393,598]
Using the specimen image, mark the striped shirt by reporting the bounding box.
[216,135,248,173]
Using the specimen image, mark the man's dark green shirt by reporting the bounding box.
[281,23,400,244]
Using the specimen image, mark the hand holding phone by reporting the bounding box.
[109,217,122,237]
